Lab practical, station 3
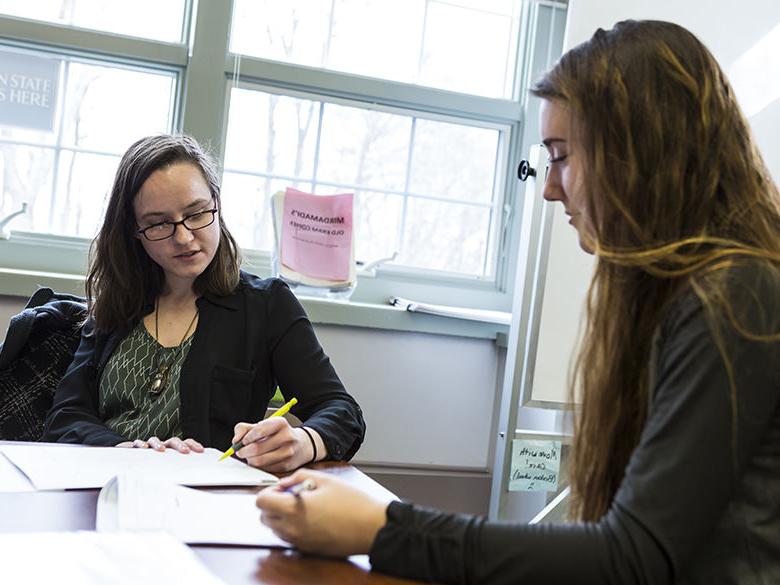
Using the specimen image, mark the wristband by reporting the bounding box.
[300,426,318,464]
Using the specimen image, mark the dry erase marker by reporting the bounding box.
[285,478,317,496]
[218,396,298,461]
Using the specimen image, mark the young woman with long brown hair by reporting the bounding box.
[255,20,780,583]
[43,134,365,472]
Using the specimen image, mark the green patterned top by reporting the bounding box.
[99,320,194,441]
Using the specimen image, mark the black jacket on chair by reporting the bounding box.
[0,288,87,441]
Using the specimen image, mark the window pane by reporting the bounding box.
[51,150,117,237]
[353,190,403,264]
[223,89,318,179]
[0,46,176,239]
[60,62,176,152]
[0,0,187,43]
[221,172,311,252]
[326,1,425,85]
[230,0,521,99]
[313,185,403,264]
[230,0,332,67]
[0,144,54,232]
[420,2,516,98]
[317,103,411,192]
[410,119,498,204]
[401,197,491,274]
[222,85,503,277]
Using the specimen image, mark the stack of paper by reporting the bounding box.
[97,474,289,547]
[0,531,226,585]
[0,445,278,490]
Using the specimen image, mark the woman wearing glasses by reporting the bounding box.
[43,134,365,472]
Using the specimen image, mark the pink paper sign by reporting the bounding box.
[281,188,354,281]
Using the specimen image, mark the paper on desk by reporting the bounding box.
[97,474,289,547]
[0,445,278,490]
[0,451,35,492]
[0,531,226,585]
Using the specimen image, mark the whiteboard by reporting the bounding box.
[524,0,780,406]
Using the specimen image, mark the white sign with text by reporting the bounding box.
[0,48,60,132]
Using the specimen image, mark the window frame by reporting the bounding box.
[0,0,568,331]
[221,79,513,287]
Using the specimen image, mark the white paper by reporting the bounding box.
[97,474,289,547]
[0,531,226,585]
[0,445,278,490]
[0,451,35,492]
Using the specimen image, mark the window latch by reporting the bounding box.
[357,252,398,277]
[0,203,28,240]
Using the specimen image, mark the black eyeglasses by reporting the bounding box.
[137,207,218,241]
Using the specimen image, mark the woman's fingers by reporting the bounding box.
[255,470,387,556]
[243,443,297,471]
[162,437,189,453]
[237,419,310,471]
[117,437,203,453]
[232,422,254,445]
[147,436,166,451]
[184,438,205,452]
[257,488,299,515]
[276,469,310,490]
[240,416,287,445]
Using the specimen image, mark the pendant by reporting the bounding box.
[148,364,169,396]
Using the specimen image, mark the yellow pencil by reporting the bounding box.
[218,396,298,461]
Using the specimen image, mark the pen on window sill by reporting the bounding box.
[218,396,298,462]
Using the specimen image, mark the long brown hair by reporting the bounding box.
[87,134,241,332]
[531,20,780,520]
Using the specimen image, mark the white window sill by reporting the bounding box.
[0,266,509,345]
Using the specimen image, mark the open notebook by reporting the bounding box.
[0,445,278,490]
[97,474,289,547]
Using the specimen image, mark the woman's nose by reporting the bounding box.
[542,168,562,202]
[172,222,195,244]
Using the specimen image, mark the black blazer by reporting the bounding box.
[42,273,365,459]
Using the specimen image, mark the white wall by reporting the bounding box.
[530,0,780,405]
[316,324,499,469]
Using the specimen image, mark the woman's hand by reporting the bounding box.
[231,417,316,472]
[115,436,205,454]
[256,469,389,557]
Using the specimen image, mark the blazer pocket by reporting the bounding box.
[209,364,256,426]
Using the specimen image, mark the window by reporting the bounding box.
[223,86,504,276]
[224,0,534,282]
[0,0,187,43]
[0,0,567,317]
[0,45,177,238]
[230,0,521,99]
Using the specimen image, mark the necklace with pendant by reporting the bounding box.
[148,298,199,398]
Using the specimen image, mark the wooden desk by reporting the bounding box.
[0,461,421,585]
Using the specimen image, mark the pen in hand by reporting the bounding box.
[218,396,298,462]
[284,478,317,496]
